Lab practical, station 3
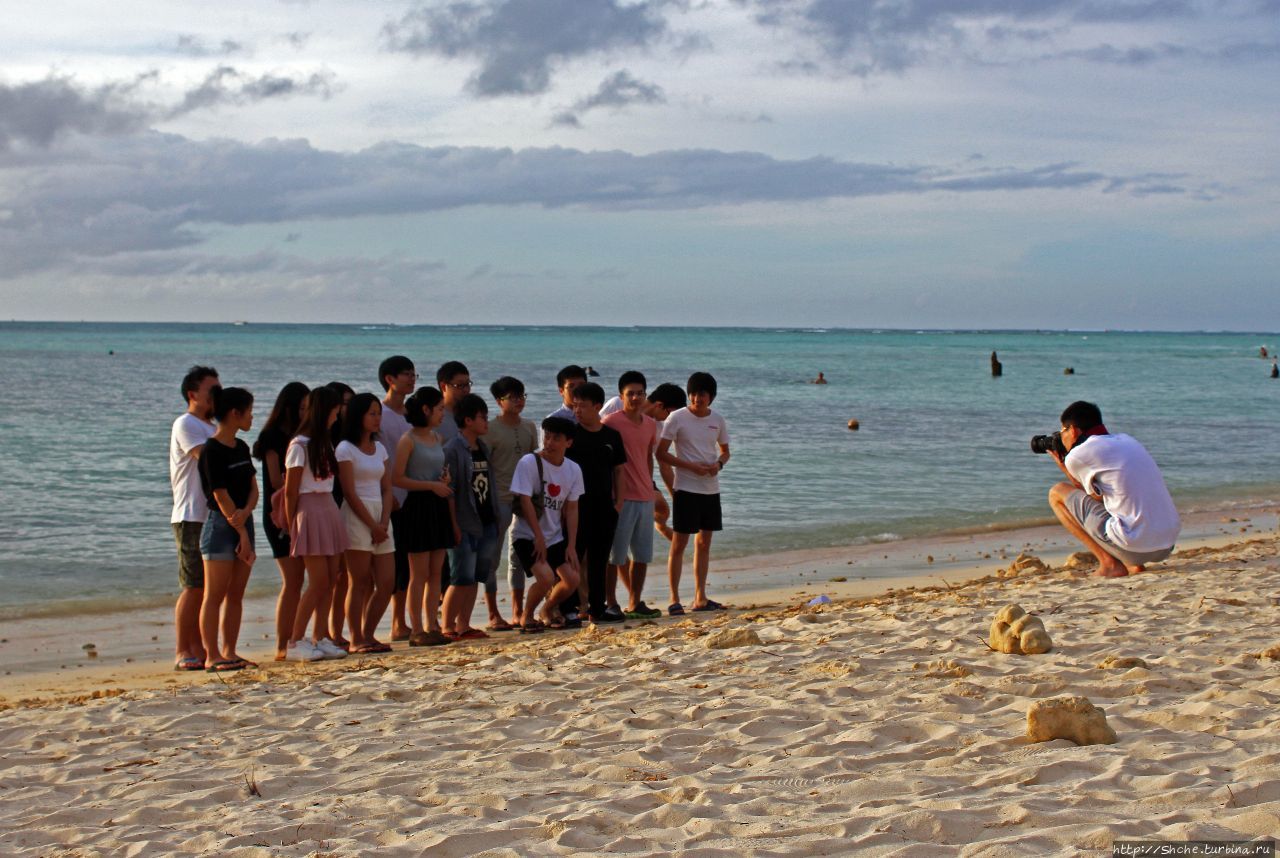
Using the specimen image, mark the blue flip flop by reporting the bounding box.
[692,600,727,612]
[667,603,685,616]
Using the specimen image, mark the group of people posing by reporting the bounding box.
[168,358,732,671]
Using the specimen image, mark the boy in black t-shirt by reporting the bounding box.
[564,382,627,624]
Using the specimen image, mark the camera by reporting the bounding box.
[1030,431,1069,457]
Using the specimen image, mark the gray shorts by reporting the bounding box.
[611,499,655,565]
[1064,490,1174,567]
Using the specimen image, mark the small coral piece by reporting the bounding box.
[998,552,1048,578]
[988,604,1053,654]
[1027,696,1117,745]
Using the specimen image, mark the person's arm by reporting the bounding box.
[612,461,626,514]
[715,442,730,472]
[1050,451,1088,493]
[657,437,712,477]
[655,438,677,493]
[264,449,284,493]
[391,435,451,494]
[445,445,462,543]
[374,459,392,543]
[284,465,302,529]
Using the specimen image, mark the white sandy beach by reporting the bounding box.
[1,513,1278,855]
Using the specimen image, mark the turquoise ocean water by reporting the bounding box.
[1,322,1277,620]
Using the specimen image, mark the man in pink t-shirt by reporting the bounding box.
[602,370,663,619]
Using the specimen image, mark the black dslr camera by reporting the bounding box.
[1029,431,1069,457]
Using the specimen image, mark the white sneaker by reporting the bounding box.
[287,639,322,662]
[314,638,348,660]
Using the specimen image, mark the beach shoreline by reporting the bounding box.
[3,502,1273,706]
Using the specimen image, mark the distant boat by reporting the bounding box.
[232,320,249,326]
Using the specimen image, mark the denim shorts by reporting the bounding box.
[200,509,255,561]
[450,523,499,586]
[610,499,655,565]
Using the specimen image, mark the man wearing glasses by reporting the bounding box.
[435,361,472,445]
[378,355,418,640]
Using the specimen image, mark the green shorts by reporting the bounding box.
[171,521,205,589]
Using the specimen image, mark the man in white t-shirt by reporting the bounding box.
[1046,400,1180,578]
[509,416,584,632]
[169,365,219,670]
[657,372,730,615]
[378,355,417,641]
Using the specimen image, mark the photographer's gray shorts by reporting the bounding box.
[1064,490,1174,566]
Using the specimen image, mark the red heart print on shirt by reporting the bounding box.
[548,483,562,497]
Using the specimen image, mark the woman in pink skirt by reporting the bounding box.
[284,386,351,661]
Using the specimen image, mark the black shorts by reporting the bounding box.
[512,538,568,577]
[672,491,722,534]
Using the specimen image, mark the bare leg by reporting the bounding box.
[1048,482,1131,577]
[200,559,234,667]
[444,584,479,633]
[175,587,205,661]
[293,555,335,642]
[274,557,304,660]
[623,561,647,612]
[344,550,374,647]
[391,590,409,640]
[539,567,581,624]
[691,530,713,608]
[615,563,632,606]
[221,558,253,662]
[425,550,446,633]
[511,587,525,626]
[330,554,349,645]
[522,566,554,622]
[668,532,690,605]
[364,553,395,646]
[407,552,429,635]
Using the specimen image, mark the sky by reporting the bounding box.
[1,0,1277,329]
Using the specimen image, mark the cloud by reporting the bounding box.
[382,0,669,95]
[552,69,665,126]
[0,131,1206,276]
[166,66,337,117]
[172,35,246,57]
[0,76,150,149]
[738,0,1268,75]
[0,69,338,149]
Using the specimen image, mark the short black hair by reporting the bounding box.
[1060,400,1103,432]
[556,365,587,389]
[573,381,605,406]
[490,375,525,400]
[454,393,489,427]
[649,383,687,410]
[377,355,414,392]
[617,370,647,393]
[687,372,717,401]
[181,365,218,403]
[212,386,253,421]
[436,360,469,387]
[542,415,576,438]
[405,386,444,428]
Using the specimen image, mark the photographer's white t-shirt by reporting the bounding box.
[1065,433,1180,551]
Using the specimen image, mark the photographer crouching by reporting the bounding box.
[1036,401,1180,578]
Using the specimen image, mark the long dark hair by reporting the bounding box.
[298,386,342,479]
[342,392,382,446]
[252,381,310,460]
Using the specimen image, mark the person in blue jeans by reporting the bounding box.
[443,394,503,640]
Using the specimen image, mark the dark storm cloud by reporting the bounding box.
[382,0,669,95]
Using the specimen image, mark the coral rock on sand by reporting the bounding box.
[1063,551,1098,570]
[1096,655,1149,670]
[704,628,763,650]
[1026,696,1118,746]
[998,552,1048,578]
[1253,644,1280,660]
[988,604,1053,654]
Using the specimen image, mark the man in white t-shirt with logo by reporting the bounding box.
[509,416,584,632]
[1045,400,1180,579]
[169,365,219,670]
[657,372,730,615]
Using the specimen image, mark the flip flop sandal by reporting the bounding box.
[231,658,259,668]
[667,603,685,616]
[174,656,203,671]
[519,623,545,634]
[459,628,490,640]
[692,600,727,612]
[350,644,381,654]
[205,659,244,672]
[486,620,516,632]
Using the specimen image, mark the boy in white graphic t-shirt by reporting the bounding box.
[509,416,584,632]
[657,372,730,616]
